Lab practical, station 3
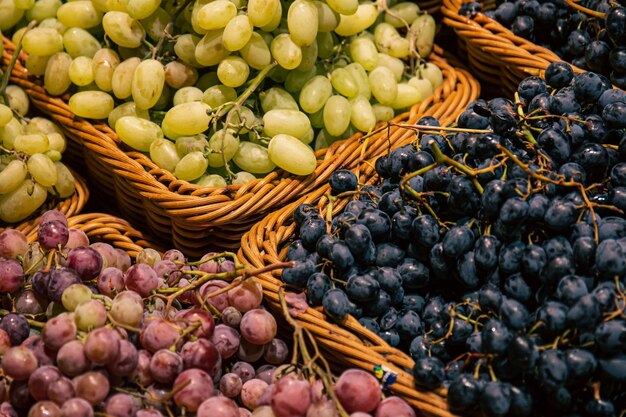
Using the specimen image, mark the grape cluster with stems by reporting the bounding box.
[282,61,626,416]
[1,0,442,184]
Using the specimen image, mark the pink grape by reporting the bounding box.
[197,396,240,417]
[257,384,273,406]
[154,260,180,285]
[232,362,255,383]
[15,289,48,316]
[349,413,372,417]
[211,324,240,359]
[23,335,55,366]
[180,338,220,373]
[163,249,185,263]
[198,252,219,273]
[67,247,103,280]
[124,264,159,297]
[139,318,180,353]
[256,365,276,385]
[2,346,38,380]
[241,378,269,410]
[238,339,265,362]
[73,371,109,405]
[263,338,289,365]
[149,349,183,384]
[107,339,139,377]
[270,375,311,417]
[0,402,18,417]
[90,243,118,269]
[84,327,121,365]
[114,249,131,271]
[132,349,154,386]
[28,365,62,401]
[0,328,10,354]
[27,401,61,417]
[38,220,69,250]
[0,229,29,258]
[239,408,252,417]
[309,379,324,403]
[219,373,243,398]
[41,313,77,350]
[56,340,90,377]
[136,410,164,417]
[61,398,94,417]
[306,397,338,417]
[227,279,263,312]
[105,394,139,417]
[334,370,381,414]
[250,406,276,417]
[374,397,416,417]
[0,257,24,293]
[97,267,125,297]
[40,210,68,226]
[172,369,215,412]
[222,306,242,327]
[47,377,75,405]
[198,280,230,311]
[219,259,236,273]
[181,308,215,339]
[66,228,90,249]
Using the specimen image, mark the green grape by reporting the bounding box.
[69,56,95,87]
[26,117,62,136]
[56,1,102,29]
[25,0,62,21]
[314,1,339,32]
[25,55,50,76]
[63,27,101,58]
[299,75,332,114]
[14,134,49,155]
[5,85,29,117]
[115,116,163,152]
[47,162,76,198]
[61,283,93,312]
[263,109,311,139]
[296,41,318,72]
[173,86,204,105]
[162,102,211,136]
[369,66,398,105]
[195,30,230,67]
[248,0,279,27]
[207,130,239,167]
[412,14,436,58]
[228,106,258,133]
[196,174,227,187]
[334,2,378,36]
[330,67,359,98]
[174,34,203,68]
[0,118,25,150]
[0,104,12,127]
[103,11,146,48]
[217,56,250,88]
[112,57,141,99]
[372,103,394,122]
[175,136,209,157]
[39,17,66,34]
[377,53,404,82]
[46,133,66,153]
[93,48,121,92]
[22,28,63,56]
[391,83,421,109]
[161,120,181,139]
[174,151,208,181]
[0,181,47,223]
[164,60,199,89]
[149,138,180,172]
[316,31,335,59]
[232,171,256,185]
[45,150,62,162]
[408,76,434,98]
[349,37,378,71]
[141,7,170,41]
[240,32,272,70]
[92,0,108,11]
[350,95,376,132]
[419,62,443,88]
[223,15,253,51]
[384,2,420,27]
[325,0,357,15]
[74,299,107,330]
[44,52,72,96]
[287,0,319,46]
[268,134,316,176]
[0,160,27,195]
[323,95,351,136]
[197,0,237,30]
[190,0,211,35]
[108,102,150,129]
[232,142,276,174]
[0,0,24,31]
[15,0,35,10]
[259,87,299,112]
[69,91,114,119]
[301,128,315,144]
[271,34,302,70]
[131,59,165,110]
[374,23,410,58]
[27,153,58,187]
[284,66,317,94]
[314,128,339,151]
[202,84,237,108]
[127,0,161,19]
[259,0,281,32]
[196,72,220,90]
[309,108,325,129]
[344,63,371,99]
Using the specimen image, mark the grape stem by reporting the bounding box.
[0,20,37,105]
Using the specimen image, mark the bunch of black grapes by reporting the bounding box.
[459,0,626,89]
[282,61,626,417]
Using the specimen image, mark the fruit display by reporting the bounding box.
[0,0,442,186]
[0,45,77,224]
[279,62,626,416]
[0,209,417,417]
[459,0,626,89]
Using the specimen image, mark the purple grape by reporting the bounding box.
[30,271,50,297]
[0,258,24,293]
[132,349,153,386]
[105,394,139,417]
[47,377,75,405]
[47,267,81,302]
[66,228,89,250]
[67,247,103,280]
[263,338,289,365]
[107,340,139,377]
[9,381,33,411]
[22,336,54,366]
[149,349,183,384]
[84,327,121,365]
[210,324,240,359]
[15,290,48,316]
[0,402,18,417]
[0,229,29,258]
[97,267,125,297]
[0,313,30,346]
[219,373,243,398]
[180,339,220,373]
[38,220,69,250]
[221,306,242,327]
[60,398,93,417]
[139,318,180,353]
[232,362,256,383]
[163,249,185,263]
[40,210,68,227]
[27,401,61,417]
[56,340,90,377]
[27,365,62,401]
[237,339,265,362]
[172,369,215,412]
[41,313,77,350]
[255,365,276,385]
[124,264,158,297]
[2,346,38,381]
[197,396,240,417]
[73,371,109,405]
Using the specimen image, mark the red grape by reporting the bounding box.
[334,370,381,414]
[67,247,103,280]
[84,327,121,365]
[105,394,139,417]
[154,260,180,285]
[374,397,415,417]
[9,381,33,411]
[211,324,240,359]
[114,249,131,271]
[27,365,62,401]
[47,267,81,303]
[163,249,185,263]
[306,397,338,417]
[15,290,48,316]
[124,264,159,297]
[149,349,183,384]
[23,335,55,367]
[232,362,255,383]
[90,243,118,269]
[197,396,240,417]
[0,402,18,417]
[73,371,110,405]
[241,378,269,410]
[240,309,277,345]
[40,210,68,227]
[56,340,90,377]
[238,408,252,417]
[27,401,61,417]
[2,346,38,380]
[263,339,289,365]
[270,375,311,417]
[181,308,215,339]
[198,280,230,312]
[136,409,164,417]
[228,279,263,312]
[66,228,89,250]
[221,306,243,327]
[97,267,125,297]
[172,369,215,412]
[0,257,24,293]
[180,339,220,373]
[0,312,29,346]
[47,377,75,405]
[0,229,29,258]
[256,365,277,385]
[61,398,94,417]
[38,220,69,250]
[238,339,265,362]
[0,328,10,354]
[220,373,243,398]
[198,252,219,273]
[41,312,77,350]
[139,318,180,353]
[349,413,372,417]
[107,339,139,377]
[132,349,154,387]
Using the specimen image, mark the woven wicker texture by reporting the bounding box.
[0,168,89,238]
[441,0,588,96]
[239,70,480,416]
[3,35,475,256]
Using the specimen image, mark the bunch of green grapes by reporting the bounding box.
[0,0,440,185]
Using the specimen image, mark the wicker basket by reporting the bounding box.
[441,0,589,96]
[3,36,476,256]
[0,168,89,238]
